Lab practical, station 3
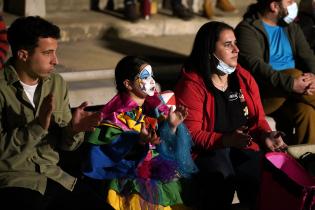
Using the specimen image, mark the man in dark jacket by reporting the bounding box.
[235,0,315,145]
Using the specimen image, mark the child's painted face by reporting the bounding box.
[136,64,156,96]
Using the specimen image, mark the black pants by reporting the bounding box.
[0,178,114,210]
[193,148,262,210]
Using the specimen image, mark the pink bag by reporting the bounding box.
[257,152,315,210]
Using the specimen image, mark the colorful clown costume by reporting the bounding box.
[82,92,198,209]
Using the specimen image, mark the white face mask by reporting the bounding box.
[213,54,236,75]
[283,2,298,24]
[138,65,156,96]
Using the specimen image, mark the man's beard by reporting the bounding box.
[277,3,290,26]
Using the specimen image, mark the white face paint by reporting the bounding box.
[138,65,156,96]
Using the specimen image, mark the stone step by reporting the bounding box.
[65,77,116,107]
[45,11,243,42]
[46,0,90,13]
[3,0,255,42]
[59,63,181,107]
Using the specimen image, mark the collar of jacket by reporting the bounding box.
[4,58,52,86]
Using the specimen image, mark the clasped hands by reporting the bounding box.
[293,73,315,95]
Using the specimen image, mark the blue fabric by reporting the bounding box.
[263,22,295,71]
[83,145,135,179]
[83,131,148,180]
[157,122,198,178]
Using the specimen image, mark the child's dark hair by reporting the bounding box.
[115,56,150,92]
[8,16,60,59]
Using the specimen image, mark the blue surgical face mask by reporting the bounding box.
[283,2,298,24]
[213,54,236,75]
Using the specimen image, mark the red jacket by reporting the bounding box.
[0,16,8,69]
[175,65,271,157]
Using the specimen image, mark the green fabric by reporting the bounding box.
[0,59,84,194]
[87,126,123,145]
[109,178,183,206]
[235,14,315,93]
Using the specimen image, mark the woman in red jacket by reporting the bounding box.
[175,21,287,210]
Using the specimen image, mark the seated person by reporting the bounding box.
[175,21,287,210]
[82,55,198,209]
[204,0,237,19]
[102,0,193,22]
[235,0,315,145]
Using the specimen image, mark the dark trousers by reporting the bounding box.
[0,178,114,210]
[193,148,262,210]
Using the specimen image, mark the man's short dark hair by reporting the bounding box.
[7,16,60,58]
[244,0,282,18]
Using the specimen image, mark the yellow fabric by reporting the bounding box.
[107,189,193,210]
[98,122,122,130]
[116,108,145,133]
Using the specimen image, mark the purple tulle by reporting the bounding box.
[136,156,178,182]
[150,157,178,182]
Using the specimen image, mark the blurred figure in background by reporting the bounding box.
[297,0,315,53]
[0,15,9,69]
[204,0,237,18]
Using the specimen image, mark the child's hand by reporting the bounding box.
[139,123,160,145]
[168,105,188,133]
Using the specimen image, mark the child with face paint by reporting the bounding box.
[82,56,198,209]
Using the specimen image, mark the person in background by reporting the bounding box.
[297,0,315,53]
[0,16,113,210]
[235,0,315,145]
[204,0,237,19]
[0,15,9,69]
[102,0,194,21]
[82,55,197,209]
[127,0,194,21]
[175,21,287,210]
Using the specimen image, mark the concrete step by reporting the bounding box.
[3,0,255,41]
[46,0,90,13]
[65,78,116,107]
[45,11,243,42]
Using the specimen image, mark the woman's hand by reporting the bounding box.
[263,131,288,152]
[222,126,253,148]
[168,105,188,133]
